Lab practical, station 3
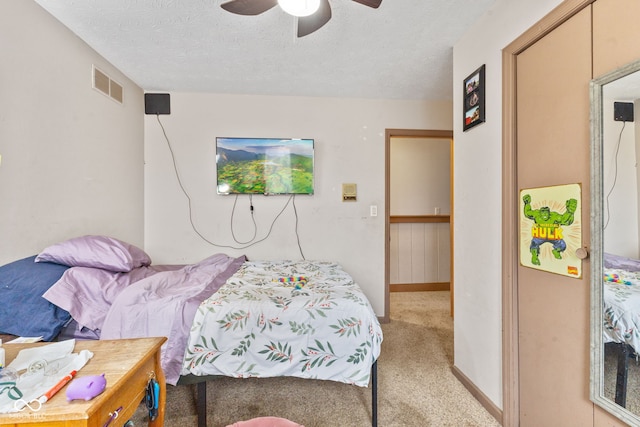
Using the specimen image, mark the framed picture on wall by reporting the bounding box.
[463,64,485,131]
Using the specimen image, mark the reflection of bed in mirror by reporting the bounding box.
[591,57,640,425]
[603,253,640,409]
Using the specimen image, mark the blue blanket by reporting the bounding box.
[0,256,71,340]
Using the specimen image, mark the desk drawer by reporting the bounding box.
[93,356,155,427]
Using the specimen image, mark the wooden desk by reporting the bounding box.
[0,337,166,427]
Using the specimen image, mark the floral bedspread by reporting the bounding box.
[181,260,383,387]
[603,267,640,352]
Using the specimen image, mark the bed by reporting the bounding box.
[602,252,640,408]
[0,235,383,426]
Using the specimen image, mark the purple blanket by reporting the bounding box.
[100,253,246,384]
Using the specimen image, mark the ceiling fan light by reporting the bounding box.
[278,0,320,17]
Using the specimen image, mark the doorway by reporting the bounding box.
[384,129,454,322]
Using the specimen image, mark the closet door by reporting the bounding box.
[593,0,640,78]
[515,7,593,425]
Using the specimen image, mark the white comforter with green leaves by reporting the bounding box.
[181,260,383,387]
[603,267,640,352]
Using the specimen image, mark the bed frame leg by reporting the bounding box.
[372,360,378,427]
[615,343,630,407]
[197,382,207,427]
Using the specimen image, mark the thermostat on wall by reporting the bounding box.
[342,183,357,201]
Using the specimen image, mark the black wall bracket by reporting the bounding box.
[614,101,634,122]
[144,93,171,115]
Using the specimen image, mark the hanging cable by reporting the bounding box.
[292,194,306,260]
[604,120,626,230]
[155,115,304,253]
[230,194,257,244]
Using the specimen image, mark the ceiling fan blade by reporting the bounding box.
[297,0,331,37]
[220,0,278,16]
[352,0,382,8]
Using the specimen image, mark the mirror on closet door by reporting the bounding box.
[591,58,640,425]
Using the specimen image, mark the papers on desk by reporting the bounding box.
[6,336,43,344]
[0,340,93,414]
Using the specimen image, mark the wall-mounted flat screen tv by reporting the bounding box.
[216,137,314,195]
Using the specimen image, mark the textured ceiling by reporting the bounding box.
[34,0,496,100]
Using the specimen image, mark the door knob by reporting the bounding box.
[575,247,589,259]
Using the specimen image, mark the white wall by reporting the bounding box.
[390,137,450,215]
[144,93,452,315]
[452,0,564,409]
[0,1,145,265]
[602,99,639,258]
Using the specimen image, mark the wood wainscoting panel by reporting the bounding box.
[390,219,450,286]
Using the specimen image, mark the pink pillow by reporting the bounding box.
[35,235,151,272]
[226,418,304,427]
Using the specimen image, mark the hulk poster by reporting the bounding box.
[519,183,582,277]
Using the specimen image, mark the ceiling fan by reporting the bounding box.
[220,0,383,38]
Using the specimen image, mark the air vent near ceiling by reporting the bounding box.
[110,80,123,103]
[92,65,123,104]
[93,67,109,95]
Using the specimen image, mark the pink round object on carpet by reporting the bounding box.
[226,417,305,427]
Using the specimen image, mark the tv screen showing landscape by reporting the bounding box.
[216,137,314,195]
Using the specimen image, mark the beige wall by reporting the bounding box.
[143,93,453,315]
[390,137,450,216]
[452,0,565,410]
[0,1,145,264]
[0,1,451,320]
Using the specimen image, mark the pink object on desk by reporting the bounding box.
[226,417,305,427]
[66,373,107,401]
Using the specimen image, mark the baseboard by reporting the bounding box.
[451,365,503,425]
[390,282,450,292]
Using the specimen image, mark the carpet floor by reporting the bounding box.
[129,291,500,426]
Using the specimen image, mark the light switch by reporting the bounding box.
[370,205,378,217]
